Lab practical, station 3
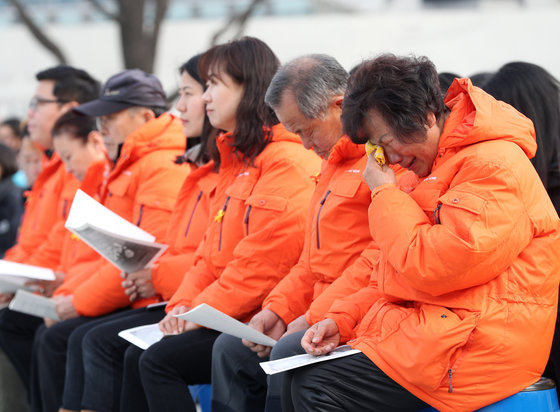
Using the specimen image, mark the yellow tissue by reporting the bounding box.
[365,141,386,166]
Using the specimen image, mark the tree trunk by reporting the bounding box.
[117,0,168,73]
[8,0,68,64]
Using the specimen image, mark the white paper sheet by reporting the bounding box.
[175,303,277,347]
[0,260,55,293]
[259,345,361,375]
[8,289,60,320]
[118,323,164,350]
[64,190,168,273]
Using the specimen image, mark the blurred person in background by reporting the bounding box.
[0,118,23,152]
[0,143,23,258]
[0,118,28,190]
[17,134,43,190]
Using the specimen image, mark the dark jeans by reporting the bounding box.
[211,330,306,412]
[284,352,430,412]
[79,307,164,412]
[134,328,221,412]
[0,308,43,389]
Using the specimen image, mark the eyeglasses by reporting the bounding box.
[29,97,67,110]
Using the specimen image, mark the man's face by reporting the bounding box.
[97,108,147,161]
[275,91,343,159]
[27,80,70,151]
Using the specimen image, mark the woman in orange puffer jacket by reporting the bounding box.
[292,54,560,412]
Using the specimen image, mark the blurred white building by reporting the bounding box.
[1,0,559,119]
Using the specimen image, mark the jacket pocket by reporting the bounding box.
[438,190,486,240]
[244,194,288,237]
[372,301,478,392]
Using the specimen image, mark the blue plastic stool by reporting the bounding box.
[188,384,212,412]
[420,377,560,412]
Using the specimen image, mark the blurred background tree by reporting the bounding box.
[7,0,266,73]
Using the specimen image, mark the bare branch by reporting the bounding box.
[85,0,120,21]
[8,0,68,64]
[211,0,266,46]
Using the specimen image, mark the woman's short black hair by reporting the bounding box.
[342,54,448,144]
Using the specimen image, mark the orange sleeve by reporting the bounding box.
[263,258,314,325]
[305,245,379,325]
[151,253,196,301]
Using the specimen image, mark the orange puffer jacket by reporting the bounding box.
[4,153,70,262]
[262,137,372,325]
[167,124,321,322]
[326,79,560,412]
[59,113,188,316]
[151,161,218,301]
[54,157,111,281]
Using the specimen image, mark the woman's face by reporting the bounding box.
[176,71,206,138]
[17,138,43,186]
[362,109,440,178]
[53,131,105,182]
[202,68,243,133]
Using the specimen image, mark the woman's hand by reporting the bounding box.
[301,318,340,356]
[121,268,156,302]
[53,295,79,321]
[158,305,191,335]
[363,153,396,191]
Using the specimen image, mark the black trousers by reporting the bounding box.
[79,307,164,411]
[211,329,306,412]
[284,352,430,412]
[0,307,43,389]
[129,328,221,412]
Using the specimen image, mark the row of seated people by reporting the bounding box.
[0,36,559,412]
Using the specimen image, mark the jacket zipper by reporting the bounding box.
[434,202,442,224]
[244,205,252,236]
[136,204,144,226]
[316,190,331,249]
[184,191,203,238]
[217,196,230,251]
[62,199,69,219]
[448,368,453,393]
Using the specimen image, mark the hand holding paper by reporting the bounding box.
[0,260,55,294]
[175,304,277,347]
[65,190,168,273]
[244,309,286,357]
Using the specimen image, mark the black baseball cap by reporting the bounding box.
[74,69,167,117]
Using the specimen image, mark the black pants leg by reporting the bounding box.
[286,352,430,412]
[120,344,148,412]
[30,316,92,412]
[211,333,268,412]
[79,308,164,412]
[266,330,306,412]
[0,308,43,388]
[137,328,221,412]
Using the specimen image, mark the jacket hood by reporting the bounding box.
[217,123,302,167]
[113,113,185,172]
[441,78,536,158]
[328,136,364,165]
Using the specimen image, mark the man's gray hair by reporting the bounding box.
[265,54,348,119]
